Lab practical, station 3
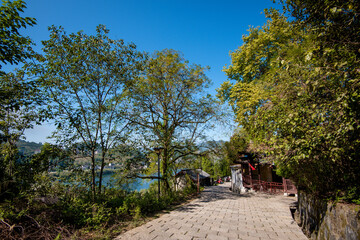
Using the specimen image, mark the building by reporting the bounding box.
[230,164,246,194]
[230,152,297,195]
[175,169,211,191]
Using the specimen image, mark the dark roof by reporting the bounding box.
[175,169,210,181]
[230,164,242,169]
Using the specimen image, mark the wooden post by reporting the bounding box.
[258,166,261,191]
[248,162,253,189]
[197,172,200,194]
[283,177,287,194]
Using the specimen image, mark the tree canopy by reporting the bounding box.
[218,4,360,201]
[33,25,145,199]
[0,0,36,75]
[0,0,41,197]
[124,49,220,192]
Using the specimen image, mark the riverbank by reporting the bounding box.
[50,169,154,191]
[0,175,198,240]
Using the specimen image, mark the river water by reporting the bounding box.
[101,173,155,191]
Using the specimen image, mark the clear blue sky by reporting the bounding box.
[20,0,280,143]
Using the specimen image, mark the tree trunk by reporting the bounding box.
[98,150,106,194]
[162,147,171,193]
[91,152,96,201]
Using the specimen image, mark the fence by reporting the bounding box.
[241,175,297,195]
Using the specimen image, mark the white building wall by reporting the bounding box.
[231,166,246,193]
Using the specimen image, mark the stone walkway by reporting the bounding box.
[115,182,308,240]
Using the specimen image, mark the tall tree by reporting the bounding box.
[218,6,360,200]
[0,72,42,197]
[0,0,40,197]
[0,0,38,144]
[224,132,249,163]
[280,0,360,200]
[34,25,145,199]
[125,49,219,192]
[0,0,36,75]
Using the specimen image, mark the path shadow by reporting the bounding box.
[199,184,297,202]
[175,203,202,212]
[197,184,253,203]
[172,183,298,214]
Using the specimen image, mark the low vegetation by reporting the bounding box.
[0,178,198,239]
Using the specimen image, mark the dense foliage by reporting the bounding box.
[29,25,146,199]
[0,0,36,75]
[123,49,220,192]
[0,0,44,162]
[0,0,43,199]
[218,2,360,201]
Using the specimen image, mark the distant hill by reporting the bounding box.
[17,140,43,156]
[198,140,225,152]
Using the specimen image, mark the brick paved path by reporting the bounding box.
[115,182,308,240]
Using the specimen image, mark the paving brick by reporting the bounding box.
[221,231,240,239]
[115,182,308,240]
[205,233,222,240]
[168,232,192,240]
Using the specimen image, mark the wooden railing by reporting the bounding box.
[242,175,252,188]
[283,178,297,194]
[242,175,297,194]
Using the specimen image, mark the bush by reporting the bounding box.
[0,174,199,239]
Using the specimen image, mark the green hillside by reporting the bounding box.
[17,140,43,156]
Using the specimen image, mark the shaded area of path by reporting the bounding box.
[115,182,308,240]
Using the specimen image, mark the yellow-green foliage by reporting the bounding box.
[218,6,360,202]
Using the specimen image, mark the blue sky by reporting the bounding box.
[19,0,280,143]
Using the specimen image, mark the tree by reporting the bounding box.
[125,49,219,193]
[33,25,145,199]
[198,141,232,179]
[30,142,73,173]
[0,0,36,75]
[283,0,359,49]
[0,72,42,197]
[223,132,249,163]
[279,0,360,201]
[218,5,360,201]
[0,0,43,198]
